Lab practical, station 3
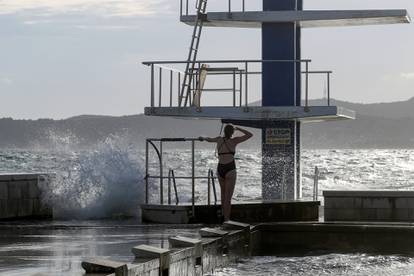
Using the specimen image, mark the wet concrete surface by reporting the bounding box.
[0,220,202,275]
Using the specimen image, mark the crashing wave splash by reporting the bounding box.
[41,134,145,219]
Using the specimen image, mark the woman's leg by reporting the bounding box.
[223,170,237,221]
[218,175,226,218]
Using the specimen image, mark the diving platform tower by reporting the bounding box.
[143,1,410,201]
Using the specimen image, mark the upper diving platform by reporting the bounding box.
[142,59,355,123]
[181,9,411,28]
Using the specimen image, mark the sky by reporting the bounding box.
[0,0,413,119]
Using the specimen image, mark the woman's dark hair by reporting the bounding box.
[224,125,234,139]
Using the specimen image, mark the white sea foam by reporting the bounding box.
[40,135,146,219]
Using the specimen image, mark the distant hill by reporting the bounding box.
[253,97,414,119]
[309,97,414,119]
[1,98,414,149]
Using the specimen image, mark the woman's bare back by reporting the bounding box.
[216,137,237,164]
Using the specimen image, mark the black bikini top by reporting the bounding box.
[218,151,235,156]
[217,138,235,156]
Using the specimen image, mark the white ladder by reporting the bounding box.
[179,0,208,107]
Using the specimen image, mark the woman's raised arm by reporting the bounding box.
[232,127,253,144]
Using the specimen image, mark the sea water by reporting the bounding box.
[1,146,414,213]
[1,139,414,275]
[214,254,414,276]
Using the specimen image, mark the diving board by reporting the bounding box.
[181,9,411,28]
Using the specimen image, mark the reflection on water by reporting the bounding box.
[0,221,201,276]
[214,254,414,276]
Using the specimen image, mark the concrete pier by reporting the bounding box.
[82,221,250,276]
[0,173,52,220]
[141,200,320,224]
[81,220,414,275]
[324,190,414,222]
[252,222,414,256]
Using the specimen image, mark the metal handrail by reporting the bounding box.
[148,176,216,180]
[207,169,218,206]
[168,169,179,205]
[181,0,248,16]
[146,138,219,212]
[313,166,319,201]
[143,59,333,109]
[143,59,311,65]
[145,139,163,204]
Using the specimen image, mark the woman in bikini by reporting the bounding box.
[199,125,253,221]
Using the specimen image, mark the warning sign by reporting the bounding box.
[266,128,291,145]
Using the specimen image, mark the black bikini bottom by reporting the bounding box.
[217,161,236,178]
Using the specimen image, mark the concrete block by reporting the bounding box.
[0,175,12,181]
[324,208,357,221]
[81,259,127,274]
[122,260,160,276]
[362,198,393,209]
[131,244,170,271]
[395,198,408,209]
[199,228,228,238]
[12,174,36,181]
[0,184,7,199]
[132,245,170,259]
[324,190,414,198]
[27,181,40,198]
[353,198,363,208]
[222,221,250,231]
[169,247,196,263]
[375,209,393,221]
[7,184,22,199]
[142,209,190,224]
[6,199,19,217]
[394,209,410,221]
[360,209,378,221]
[325,197,354,209]
[32,198,41,215]
[0,199,7,218]
[169,248,197,276]
[169,236,203,260]
[324,208,334,221]
[19,181,31,199]
[395,198,414,209]
[18,199,34,217]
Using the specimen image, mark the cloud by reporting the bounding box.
[0,0,172,17]
[401,72,414,79]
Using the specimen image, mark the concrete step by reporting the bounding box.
[81,259,127,274]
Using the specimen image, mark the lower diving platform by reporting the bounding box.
[142,59,357,123]
[145,106,355,122]
[141,201,320,224]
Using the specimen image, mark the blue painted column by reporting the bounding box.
[261,0,302,200]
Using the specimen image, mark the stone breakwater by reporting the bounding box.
[0,173,52,219]
[82,221,251,276]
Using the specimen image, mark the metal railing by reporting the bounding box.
[207,169,218,205]
[167,169,179,205]
[313,166,319,201]
[142,59,333,109]
[145,138,218,216]
[180,0,249,17]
